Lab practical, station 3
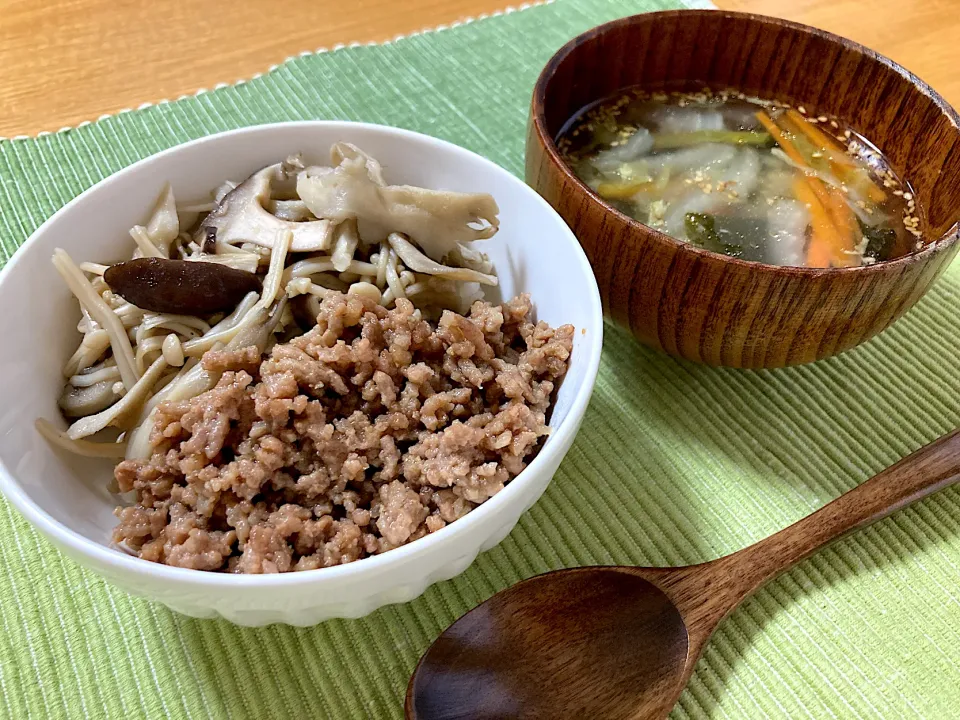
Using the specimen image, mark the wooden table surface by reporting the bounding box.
[1,0,957,138]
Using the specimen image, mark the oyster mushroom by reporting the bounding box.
[198,163,335,251]
[297,142,500,262]
[386,233,497,285]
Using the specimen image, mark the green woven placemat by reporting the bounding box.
[1,0,959,717]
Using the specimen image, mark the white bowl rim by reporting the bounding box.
[0,120,604,588]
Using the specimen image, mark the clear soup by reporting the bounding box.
[558,88,922,268]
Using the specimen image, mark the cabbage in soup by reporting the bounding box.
[558,89,921,267]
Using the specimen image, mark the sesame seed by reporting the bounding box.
[818,116,828,122]
[904,192,913,200]
[798,106,807,114]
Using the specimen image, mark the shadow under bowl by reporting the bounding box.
[526,10,960,368]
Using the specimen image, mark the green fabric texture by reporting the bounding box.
[1,0,958,717]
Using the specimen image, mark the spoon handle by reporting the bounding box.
[720,427,960,603]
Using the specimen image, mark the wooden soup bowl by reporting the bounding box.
[527,10,960,368]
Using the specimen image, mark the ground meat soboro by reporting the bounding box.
[113,292,574,573]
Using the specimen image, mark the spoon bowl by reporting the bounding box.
[407,429,960,719]
[407,568,688,719]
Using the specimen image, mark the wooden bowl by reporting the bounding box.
[526,10,960,368]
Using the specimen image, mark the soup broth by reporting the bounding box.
[558,89,921,268]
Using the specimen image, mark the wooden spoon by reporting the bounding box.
[406,428,960,720]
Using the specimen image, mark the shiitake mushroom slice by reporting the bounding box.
[104,258,262,315]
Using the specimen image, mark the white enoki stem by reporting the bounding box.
[403,280,427,297]
[77,306,99,333]
[384,248,406,303]
[180,292,258,357]
[376,248,389,288]
[115,305,145,330]
[53,249,140,389]
[303,283,332,297]
[79,262,109,276]
[135,335,166,375]
[66,354,169,439]
[129,225,165,259]
[91,275,110,294]
[281,257,377,286]
[141,313,211,334]
[253,229,292,313]
[63,329,110,377]
[150,320,201,339]
[69,365,121,387]
[130,356,202,433]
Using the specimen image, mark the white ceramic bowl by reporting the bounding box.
[0,122,602,626]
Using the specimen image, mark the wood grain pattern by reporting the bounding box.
[407,428,960,719]
[526,10,960,368]
[0,0,513,137]
[720,0,960,109]
[1,1,958,138]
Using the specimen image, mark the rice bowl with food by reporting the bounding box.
[0,122,601,623]
[37,141,575,574]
